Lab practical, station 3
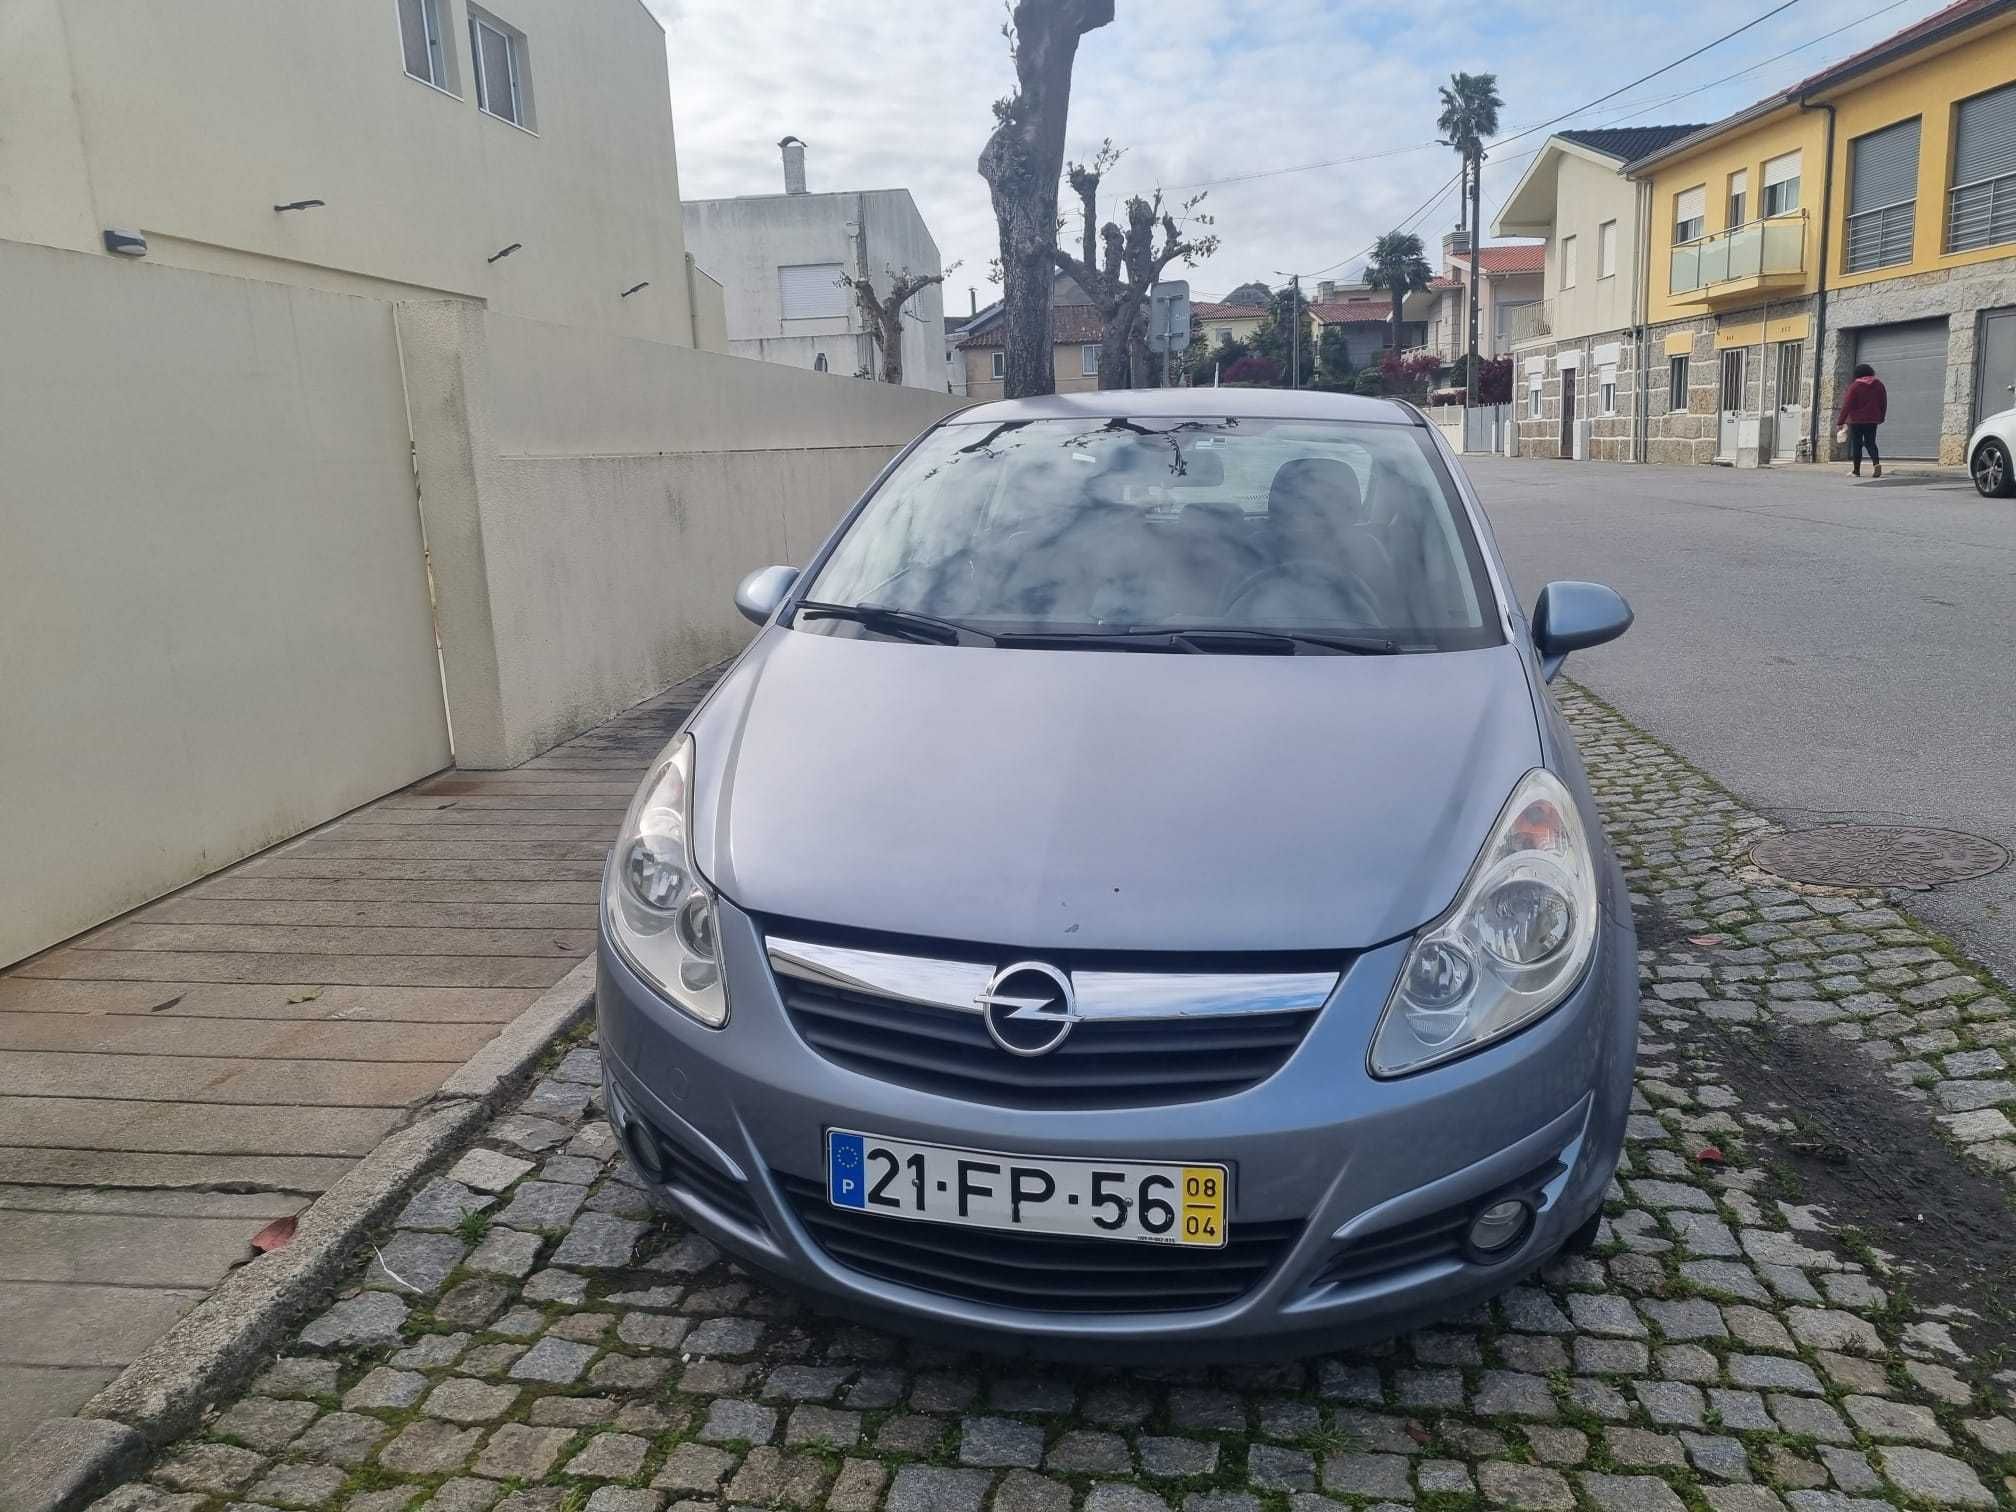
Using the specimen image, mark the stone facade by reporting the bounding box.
[1818,253,2016,465]
[1513,332,1644,464]
[1644,299,1818,467]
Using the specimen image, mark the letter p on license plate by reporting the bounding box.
[826,1130,1228,1248]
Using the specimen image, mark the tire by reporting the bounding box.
[1561,1207,1604,1254]
[1974,438,2016,498]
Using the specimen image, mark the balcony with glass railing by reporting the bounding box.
[1669,211,1808,306]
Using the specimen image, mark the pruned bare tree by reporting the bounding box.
[977,0,1114,398]
[1053,142,1217,389]
[840,263,960,386]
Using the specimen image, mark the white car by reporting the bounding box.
[1968,406,2016,497]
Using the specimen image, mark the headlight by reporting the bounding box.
[603,735,727,1027]
[1370,768,1597,1077]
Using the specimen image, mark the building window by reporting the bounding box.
[1597,220,1617,279]
[1948,81,2016,254]
[1559,235,1577,289]
[1599,364,1618,417]
[778,263,847,321]
[1216,327,1233,346]
[469,8,530,128]
[991,351,1006,380]
[1762,151,1801,217]
[1674,186,1706,245]
[1528,374,1543,419]
[398,0,451,89]
[1775,340,1802,407]
[1081,344,1100,376]
[1845,118,1920,272]
[1669,354,1689,412]
[1727,169,1749,228]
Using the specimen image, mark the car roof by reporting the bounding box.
[945,388,1425,426]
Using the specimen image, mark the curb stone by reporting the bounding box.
[0,959,597,1512]
[0,1420,142,1512]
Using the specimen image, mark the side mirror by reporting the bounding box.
[1531,580,1632,683]
[734,564,799,627]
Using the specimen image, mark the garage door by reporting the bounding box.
[1853,319,1947,459]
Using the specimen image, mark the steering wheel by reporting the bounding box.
[1222,559,1382,622]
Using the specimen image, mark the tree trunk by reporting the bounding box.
[978,0,1114,399]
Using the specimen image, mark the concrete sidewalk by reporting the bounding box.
[0,668,713,1454]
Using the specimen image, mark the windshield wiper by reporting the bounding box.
[1000,626,1400,656]
[795,600,996,646]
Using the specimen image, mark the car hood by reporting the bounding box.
[691,629,1543,954]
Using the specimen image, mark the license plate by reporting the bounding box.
[825,1130,1227,1248]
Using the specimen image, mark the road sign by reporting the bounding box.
[1147,281,1191,355]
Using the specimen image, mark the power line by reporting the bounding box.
[1144,0,1865,207]
[1480,0,1805,156]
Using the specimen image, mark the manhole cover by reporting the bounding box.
[1750,825,2009,889]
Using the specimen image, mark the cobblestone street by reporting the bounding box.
[76,686,2016,1512]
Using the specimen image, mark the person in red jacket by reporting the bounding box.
[1836,362,1888,478]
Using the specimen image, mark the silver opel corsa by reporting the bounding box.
[596,389,1639,1358]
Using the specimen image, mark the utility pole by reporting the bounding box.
[1290,274,1302,388]
[1466,150,1483,410]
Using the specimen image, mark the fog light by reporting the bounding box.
[1467,1198,1532,1255]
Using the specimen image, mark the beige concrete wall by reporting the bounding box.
[1550,154,1642,343]
[1,0,693,345]
[401,307,964,767]
[0,241,451,967]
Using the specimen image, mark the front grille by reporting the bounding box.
[1313,1158,1566,1290]
[776,1173,1300,1313]
[778,980,1319,1109]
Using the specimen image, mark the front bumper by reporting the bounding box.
[595,896,1637,1360]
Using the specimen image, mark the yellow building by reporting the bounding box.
[1628,0,2016,465]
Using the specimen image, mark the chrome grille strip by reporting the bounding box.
[766,936,1336,1021]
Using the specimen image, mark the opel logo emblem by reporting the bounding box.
[976,961,1078,1056]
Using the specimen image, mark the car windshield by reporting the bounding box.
[800,415,1501,652]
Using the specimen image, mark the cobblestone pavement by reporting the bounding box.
[81,685,2016,1512]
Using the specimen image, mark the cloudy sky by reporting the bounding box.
[650,0,1946,309]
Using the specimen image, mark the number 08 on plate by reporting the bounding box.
[826,1130,1228,1248]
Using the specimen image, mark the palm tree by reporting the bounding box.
[1365,232,1433,356]
[1435,72,1502,406]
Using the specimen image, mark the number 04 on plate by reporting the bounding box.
[826,1130,1228,1248]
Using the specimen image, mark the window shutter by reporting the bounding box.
[1950,83,2016,253]
[1849,119,1919,212]
[1955,83,2016,185]
[779,264,847,320]
[1763,152,1800,189]
[1728,170,1749,199]
[1674,186,1705,225]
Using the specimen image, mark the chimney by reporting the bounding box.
[779,135,807,195]
[1315,280,1338,302]
[1441,224,1470,272]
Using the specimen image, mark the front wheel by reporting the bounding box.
[1974,438,2015,498]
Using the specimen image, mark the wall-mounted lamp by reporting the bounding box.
[103,228,148,257]
[620,282,649,298]
[273,199,326,213]
[488,243,523,264]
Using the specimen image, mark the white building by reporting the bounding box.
[1,0,725,349]
[682,139,947,389]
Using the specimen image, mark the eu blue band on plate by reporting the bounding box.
[828,1131,867,1208]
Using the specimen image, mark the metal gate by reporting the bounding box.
[1853,318,1948,459]
[1979,307,2016,426]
